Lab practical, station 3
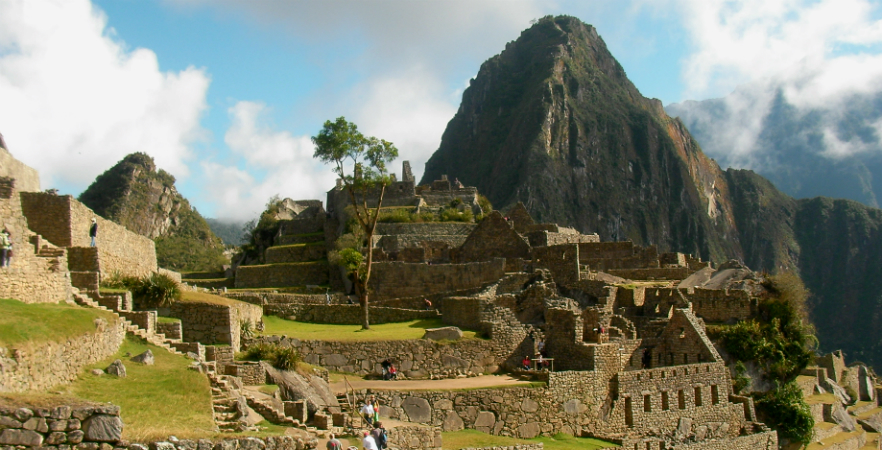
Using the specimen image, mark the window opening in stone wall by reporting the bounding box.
[646,442,652,450]
[661,391,669,411]
[644,394,651,412]
[684,353,689,364]
[711,385,719,405]
[678,390,685,409]
[625,397,634,427]
[694,386,702,407]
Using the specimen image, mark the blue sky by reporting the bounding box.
[2,0,881,221]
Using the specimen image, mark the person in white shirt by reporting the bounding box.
[362,431,378,450]
[360,401,375,427]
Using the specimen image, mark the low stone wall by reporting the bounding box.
[250,336,510,378]
[265,244,326,264]
[266,304,439,325]
[223,292,348,307]
[375,223,477,236]
[460,446,543,450]
[235,262,329,289]
[0,317,124,392]
[607,267,688,280]
[225,362,267,385]
[156,321,182,340]
[67,247,99,272]
[0,254,72,304]
[652,430,778,449]
[369,259,505,301]
[0,403,123,447]
[387,425,442,450]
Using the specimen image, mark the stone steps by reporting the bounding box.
[244,392,299,426]
[806,429,866,450]
[852,402,880,417]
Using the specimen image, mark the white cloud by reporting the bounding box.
[349,68,459,183]
[206,101,338,221]
[0,0,209,193]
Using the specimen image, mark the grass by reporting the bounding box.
[5,336,215,441]
[441,430,618,450]
[258,384,279,396]
[0,298,117,347]
[262,317,479,341]
[157,316,181,324]
[273,242,325,248]
[180,290,245,306]
[99,287,129,294]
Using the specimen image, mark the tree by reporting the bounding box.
[312,117,398,329]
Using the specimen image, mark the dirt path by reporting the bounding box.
[329,374,531,395]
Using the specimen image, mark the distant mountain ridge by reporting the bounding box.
[667,86,882,208]
[79,153,227,271]
[423,15,882,368]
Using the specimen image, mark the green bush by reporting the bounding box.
[272,347,300,371]
[755,381,814,444]
[132,272,182,308]
[102,271,140,290]
[240,343,300,371]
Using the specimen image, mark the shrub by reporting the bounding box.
[132,272,182,308]
[240,320,258,339]
[102,271,140,290]
[272,347,300,371]
[755,381,814,444]
[241,342,277,361]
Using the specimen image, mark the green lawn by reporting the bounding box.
[441,430,618,450]
[65,336,215,441]
[262,317,478,341]
[0,298,117,347]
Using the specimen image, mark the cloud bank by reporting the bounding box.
[0,0,210,194]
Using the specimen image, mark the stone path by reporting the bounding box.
[330,374,530,395]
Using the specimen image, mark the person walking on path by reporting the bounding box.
[370,422,388,450]
[326,433,343,450]
[89,218,98,247]
[0,229,11,268]
[361,431,378,450]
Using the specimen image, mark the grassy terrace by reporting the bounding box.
[263,317,480,341]
[180,290,245,306]
[442,430,618,450]
[0,298,117,347]
[4,336,219,441]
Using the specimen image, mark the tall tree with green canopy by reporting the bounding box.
[312,117,398,329]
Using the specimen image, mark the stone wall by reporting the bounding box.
[386,425,441,450]
[235,262,329,288]
[156,321,182,340]
[369,259,505,301]
[0,181,71,304]
[623,430,777,450]
[0,402,123,447]
[686,288,755,323]
[67,247,99,272]
[533,244,580,286]
[375,223,477,237]
[265,244,326,264]
[0,317,124,392]
[19,193,157,277]
[169,300,262,352]
[455,213,531,263]
[224,361,267,385]
[264,304,439,325]
[0,147,40,192]
[607,268,687,280]
[251,335,514,379]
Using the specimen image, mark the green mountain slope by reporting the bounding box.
[79,153,227,271]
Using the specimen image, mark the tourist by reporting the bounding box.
[453,178,463,189]
[537,353,548,370]
[326,433,343,450]
[372,397,380,424]
[371,422,388,450]
[360,400,375,427]
[522,355,531,371]
[89,217,98,247]
[362,431,378,450]
[387,364,398,380]
[537,340,546,356]
[424,298,432,310]
[381,359,392,379]
[0,228,10,268]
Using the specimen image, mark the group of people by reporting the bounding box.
[380,359,398,380]
[347,395,387,450]
[520,340,550,371]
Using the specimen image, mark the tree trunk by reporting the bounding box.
[354,278,370,330]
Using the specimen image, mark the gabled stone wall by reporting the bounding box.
[368,259,505,301]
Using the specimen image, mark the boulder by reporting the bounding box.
[474,411,495,433]
[517,422,540,439]
[423,327,463,341]
[131,350,154,365]
[82,414,123,442]
[106,360,126,377]
[264,362,339,416]
[401,397,431,423]
[0,429,43,446]
[832,404,857,432]
[442,411,464,431]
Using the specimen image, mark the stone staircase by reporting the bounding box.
[208,372,252,432]
[243,391,300,426]
[71,287,183,355]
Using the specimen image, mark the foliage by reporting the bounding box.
[239,342,300,371]
[754,382,815,444]
[718,272,816,382]
[732,361,751,395]
[102,271,141,290]
[477,194,493,214]
[240,319,258,339]
[131,272,182,308]
[312,117,398,330]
